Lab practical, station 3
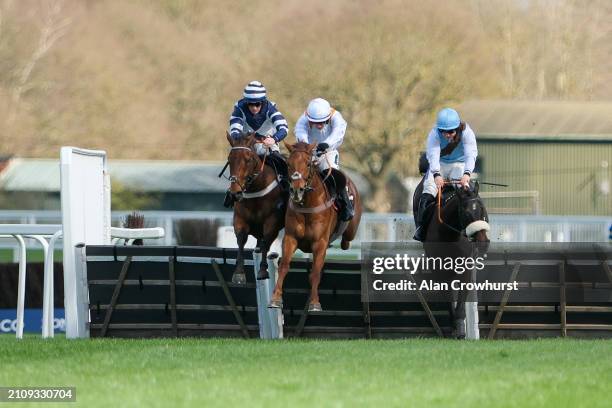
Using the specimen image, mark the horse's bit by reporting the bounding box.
[226,145,267,193]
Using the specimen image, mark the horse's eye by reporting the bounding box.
[246,176,253,182]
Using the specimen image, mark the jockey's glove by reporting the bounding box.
[316,143,329,154]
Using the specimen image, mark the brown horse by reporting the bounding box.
[225,132,286,283]
[269,142,362,311]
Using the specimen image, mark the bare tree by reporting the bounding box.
[7,0,71,123]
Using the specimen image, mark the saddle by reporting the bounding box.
[420,183,458,231]
[320,168,346,201]
[262,151,288,182]
[320,168,352,243]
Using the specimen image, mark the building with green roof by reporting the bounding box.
[0,158,370,212]
[457,100,611,216]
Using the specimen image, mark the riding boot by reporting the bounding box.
[339,186,354,222]
[413,193,435,242]
[223,190,235,208]
[271,151,289,192]
[270,151,289,212]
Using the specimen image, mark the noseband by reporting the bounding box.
[288,149,333,201]
[289,149,317,197]
[227,145,267,193]
[437,184,488,240]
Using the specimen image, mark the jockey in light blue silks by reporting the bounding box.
[225,80,290,207]
[294,97,354,221]
[413,107,478,241]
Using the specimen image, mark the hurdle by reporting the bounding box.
[1,147,165,339]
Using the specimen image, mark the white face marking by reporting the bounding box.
[472,203,477,211]
[291,172,302,181]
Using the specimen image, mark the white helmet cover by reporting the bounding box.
[306,98,332,122]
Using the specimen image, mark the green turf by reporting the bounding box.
[0,337,610,408]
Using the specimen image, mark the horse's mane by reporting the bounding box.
[232,132,254,146]
[289,142,314,154]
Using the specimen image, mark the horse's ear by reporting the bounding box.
[308,142,317,152]
[473,180,480,195]
[246,132,257,147]
[284,141,295,153]
[226,131,234,146]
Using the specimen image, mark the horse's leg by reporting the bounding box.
[257,225,277,280]
[453,275,468,339]
[308,239,327,312]
[232,228,249,285]
[269,234,298,308]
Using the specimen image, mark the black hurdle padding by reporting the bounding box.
[86,245,612,339]
[280,258,455,338]
[87,245,259,338]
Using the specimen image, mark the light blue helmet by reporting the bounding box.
[436,108,460,130]
[243,80,267,103]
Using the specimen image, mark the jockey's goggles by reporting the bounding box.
[247,101,263,107]
[308,119,330,126]
[438,128,457,135]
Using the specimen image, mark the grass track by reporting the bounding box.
[0,336,610,407]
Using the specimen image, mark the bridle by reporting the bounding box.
[288,148,333,205]
[436,181,487,240]
[226,145,268,194]
[289,150,316,194]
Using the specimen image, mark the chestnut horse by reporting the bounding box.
[225,132,286,283]
[269,142,362,311]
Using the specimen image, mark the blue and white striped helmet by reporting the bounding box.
[243,81,267,103]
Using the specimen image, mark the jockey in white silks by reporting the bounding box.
[413,107,479,241]
[225,80,289,208]
[294,98,354,221]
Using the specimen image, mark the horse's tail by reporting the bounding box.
[341,177,361,250]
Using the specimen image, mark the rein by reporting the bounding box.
[436,182,467,235]
[436,181,489,239]
[225,145,276,199]
[289,148,335,211]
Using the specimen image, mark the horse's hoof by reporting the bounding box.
[232,273,246,285]
[308,302,322,312]
[268,298,283,309]
[454,319,466,339]
[257,269,269,280]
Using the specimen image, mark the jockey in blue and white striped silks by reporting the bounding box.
[228,81,289,156]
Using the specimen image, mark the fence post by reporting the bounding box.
[252,249,271,338]
[267,253,283,339]
[465,267,480,340]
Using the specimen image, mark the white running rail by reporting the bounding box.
[1,147,165,339]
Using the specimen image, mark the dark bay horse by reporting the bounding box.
[413,179,490,338]
[269,142,362,311]
[225,132,286,283]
